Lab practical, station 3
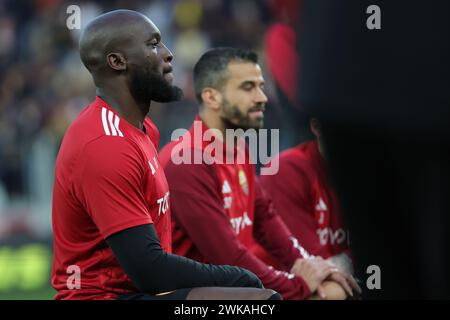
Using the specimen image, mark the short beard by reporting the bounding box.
[129,64,183,106]
[221,99,263,130]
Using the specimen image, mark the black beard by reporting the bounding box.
[128,64,183,105]
[221,100,263,130]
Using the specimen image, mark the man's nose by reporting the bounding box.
[255,87,268,104]
[161,43,173,63]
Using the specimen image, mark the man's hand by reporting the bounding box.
[327,252,354,275]
[292,258,362,299]
[309,281,347,300]
[290,257,339,294]
[322,270,362,298]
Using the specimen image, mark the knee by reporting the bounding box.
[267,290,282,300]
[260,289,282,300]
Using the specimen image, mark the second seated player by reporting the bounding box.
[159,48,360,300]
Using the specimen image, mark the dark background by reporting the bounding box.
[299,0,450,299]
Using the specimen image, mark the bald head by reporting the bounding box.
[79,9,160,74]
[79,9,181,104]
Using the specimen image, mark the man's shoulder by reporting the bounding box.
[63,101,110,145]
[59,103,144,167]
[280,141,310,159]
[258,141,317,189]
[271,141,314,170]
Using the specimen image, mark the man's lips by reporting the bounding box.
[164,72,174,82]
[163,66,173,82]
[248,107,265,118]
[163,64,173,74]
[249,105,265,112]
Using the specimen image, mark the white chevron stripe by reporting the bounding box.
[108,110,117,136]
[101,107,110,136]
[114,115,124,137]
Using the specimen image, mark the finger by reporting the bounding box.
[332,274,353,297]
[316,285,327,299]
[315,260,337,271]
[318,266,336,282]
[346,275,362,294]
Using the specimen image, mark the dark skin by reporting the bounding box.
[79,9,180,131]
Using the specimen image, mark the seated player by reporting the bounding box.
[259,117,353,274]
[51,10,280,300]
[159,48,360,299]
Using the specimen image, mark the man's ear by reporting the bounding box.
[310,117,322,138]
[201,87,222,111]
[106,53,127,71]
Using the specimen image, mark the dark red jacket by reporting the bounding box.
[159,118,312,299]
[260,140,350,259]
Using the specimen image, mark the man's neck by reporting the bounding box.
[96,86,150,131]
[199,109,244,148]
[199,109,227,140]
[316,138,327,161]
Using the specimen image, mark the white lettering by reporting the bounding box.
[66,265,81,289]
[366,5,381,30]
[366,265,381,289]
[66,5,81,30]
[157,192,170,216]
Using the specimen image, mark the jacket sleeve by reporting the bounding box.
[164,159,312,299]
[253,178,311,271]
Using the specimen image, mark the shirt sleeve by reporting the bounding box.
[259,157,330,258]
[164,156,312,300]
[253,179,310,271]
[73,137,152,239]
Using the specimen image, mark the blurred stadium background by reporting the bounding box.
[0,0,302,299]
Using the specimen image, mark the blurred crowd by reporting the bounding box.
[0,0,302,238]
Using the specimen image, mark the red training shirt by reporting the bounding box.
[52,96,171,300]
